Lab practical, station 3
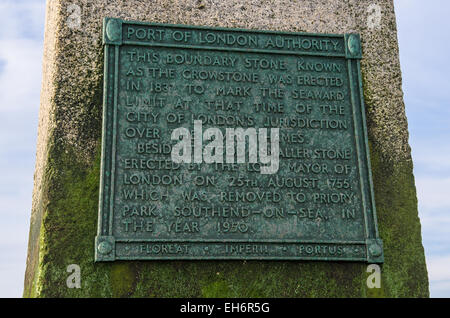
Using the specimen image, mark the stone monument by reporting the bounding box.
[24,0,429,297]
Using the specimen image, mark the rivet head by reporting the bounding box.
[98,241,112,255]
[347,34,360,55]
[369,243,382,257]
[106,19,121,42]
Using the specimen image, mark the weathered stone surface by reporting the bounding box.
[24,0,428,297]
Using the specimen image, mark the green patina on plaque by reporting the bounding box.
[95,18,383,263]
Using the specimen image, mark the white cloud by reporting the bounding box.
[0,1,46,40]
[412,144,450,174]
[430,281,450,298]
[0,39,43,112]
[416,177,450,210]
[396,1,450,103]
[426,256,450,297]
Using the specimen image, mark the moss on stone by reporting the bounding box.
[369,144,429,297]
[26,134,428,297]
[110,263,137,297]
[25,113,428,298]
[202,280,234,298]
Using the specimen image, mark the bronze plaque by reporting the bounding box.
[95,18,383,263]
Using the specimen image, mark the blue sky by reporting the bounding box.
[0,0,449,297]
[396,0,450,297]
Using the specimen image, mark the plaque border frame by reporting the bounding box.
[95,17,383,263]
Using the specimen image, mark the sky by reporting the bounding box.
[0,0,449,297]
